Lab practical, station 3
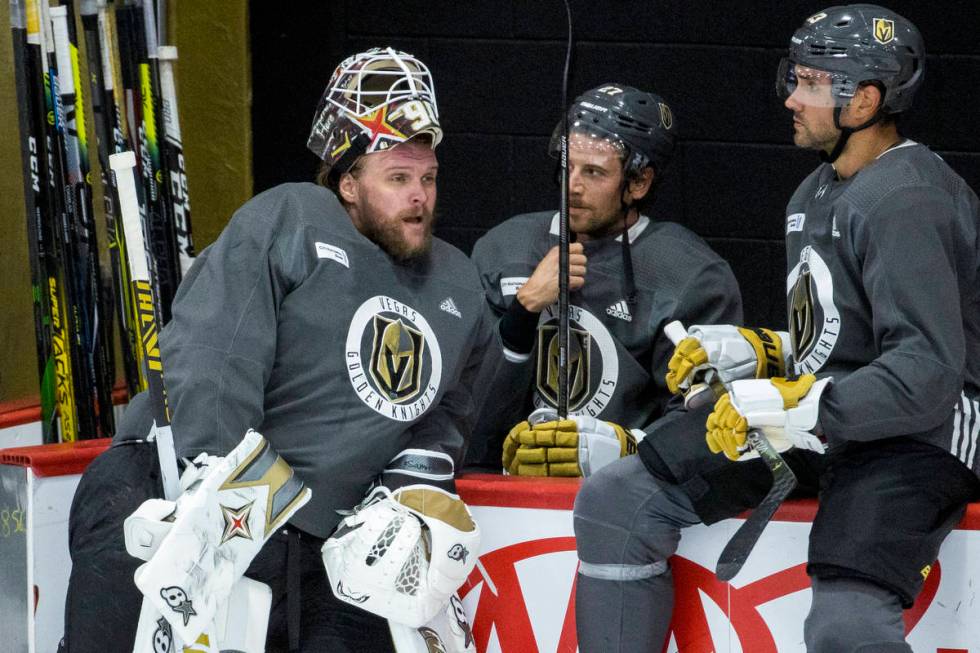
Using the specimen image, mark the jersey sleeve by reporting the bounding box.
[161,204,295,459]
[642,257,744,429]
[404,300,496,470]
[463,232,539,467]
[819,186,966,442]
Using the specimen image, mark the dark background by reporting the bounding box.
[250,1,980,329]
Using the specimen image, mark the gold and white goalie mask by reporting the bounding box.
[307,47,442,166]
[322,485,480,628]
[123,430,311,645]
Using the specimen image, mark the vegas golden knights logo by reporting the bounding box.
[659,102,673,130]
[789,264,815,360]
[536,324,590,410]
[873,18,895,44]
[370,315,425,403]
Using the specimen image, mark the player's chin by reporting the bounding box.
[394,229,433,261]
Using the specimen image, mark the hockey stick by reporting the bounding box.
[662,321,797,581]
[714,429,797,580]
[110,150,180,500]
[80,0,143,398]
[50,3,117,438]
[157,43,195,276]
[556,0,573,418]
[111,148,191,653]
[10,0,60,442]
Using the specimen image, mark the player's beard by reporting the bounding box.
[792,113,839,153]
[360,206,436,262]
[571,200,630,240]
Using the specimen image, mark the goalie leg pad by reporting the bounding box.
[131,430,311,644]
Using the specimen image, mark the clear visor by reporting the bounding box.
[549,122,628,161]
[776,58,857,108]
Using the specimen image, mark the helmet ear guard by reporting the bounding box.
[308,47,443,174]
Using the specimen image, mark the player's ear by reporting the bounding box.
[338,171,359,204]
[852,82,885,121]
[627,166,655,201]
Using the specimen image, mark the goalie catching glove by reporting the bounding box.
[705,374,832,461]
[666,325,792,395]
[502,407,645,477]
[123,430,311,644]
[322,484,480,628]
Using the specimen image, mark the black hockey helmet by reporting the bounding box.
[550,84,677,178]
[777,4,924,114]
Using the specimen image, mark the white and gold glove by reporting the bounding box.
[705,375,832,461]
[666,325,792,395]
[501,408,644,477]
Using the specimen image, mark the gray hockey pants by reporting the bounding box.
[572,455,912,653]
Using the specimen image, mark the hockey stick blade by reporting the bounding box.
[715,430,797,581]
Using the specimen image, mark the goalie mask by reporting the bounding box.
[308,47,443,175]
[549,84,677,178]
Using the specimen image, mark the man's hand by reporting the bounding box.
[515,243,587,312]
[666,325,791,395]
[501,409,643,477]
[705,375,831,461]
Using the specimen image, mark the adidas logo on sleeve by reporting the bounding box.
[440,297,462,318]
[606,300,633,322]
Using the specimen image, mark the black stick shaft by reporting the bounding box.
[557,0,574,418]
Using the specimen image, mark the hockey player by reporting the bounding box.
[573,5,980,652]
[465,84,743,475]
[62,47,490,653]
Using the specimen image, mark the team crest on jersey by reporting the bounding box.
[873,18,895,44]
[788,246,840,374]
[347,296,442,421]
[533,304,620,417]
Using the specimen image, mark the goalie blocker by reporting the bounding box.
[124,430,311,646]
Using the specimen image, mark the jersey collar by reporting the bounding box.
[549,212,651,244]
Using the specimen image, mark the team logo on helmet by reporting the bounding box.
[346,296,442,422]
[658,102,674,130]
[873,18,895,45]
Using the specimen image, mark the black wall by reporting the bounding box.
[251,1,980,328]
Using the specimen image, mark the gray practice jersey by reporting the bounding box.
[785,141,980,472]
[132,183,491,537]
[468,211,743,463]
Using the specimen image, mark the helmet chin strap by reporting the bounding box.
[820,106,884,164]
[618,182,638,306]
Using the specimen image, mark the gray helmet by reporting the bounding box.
[777,4,924,114]
[550,84,677,177]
